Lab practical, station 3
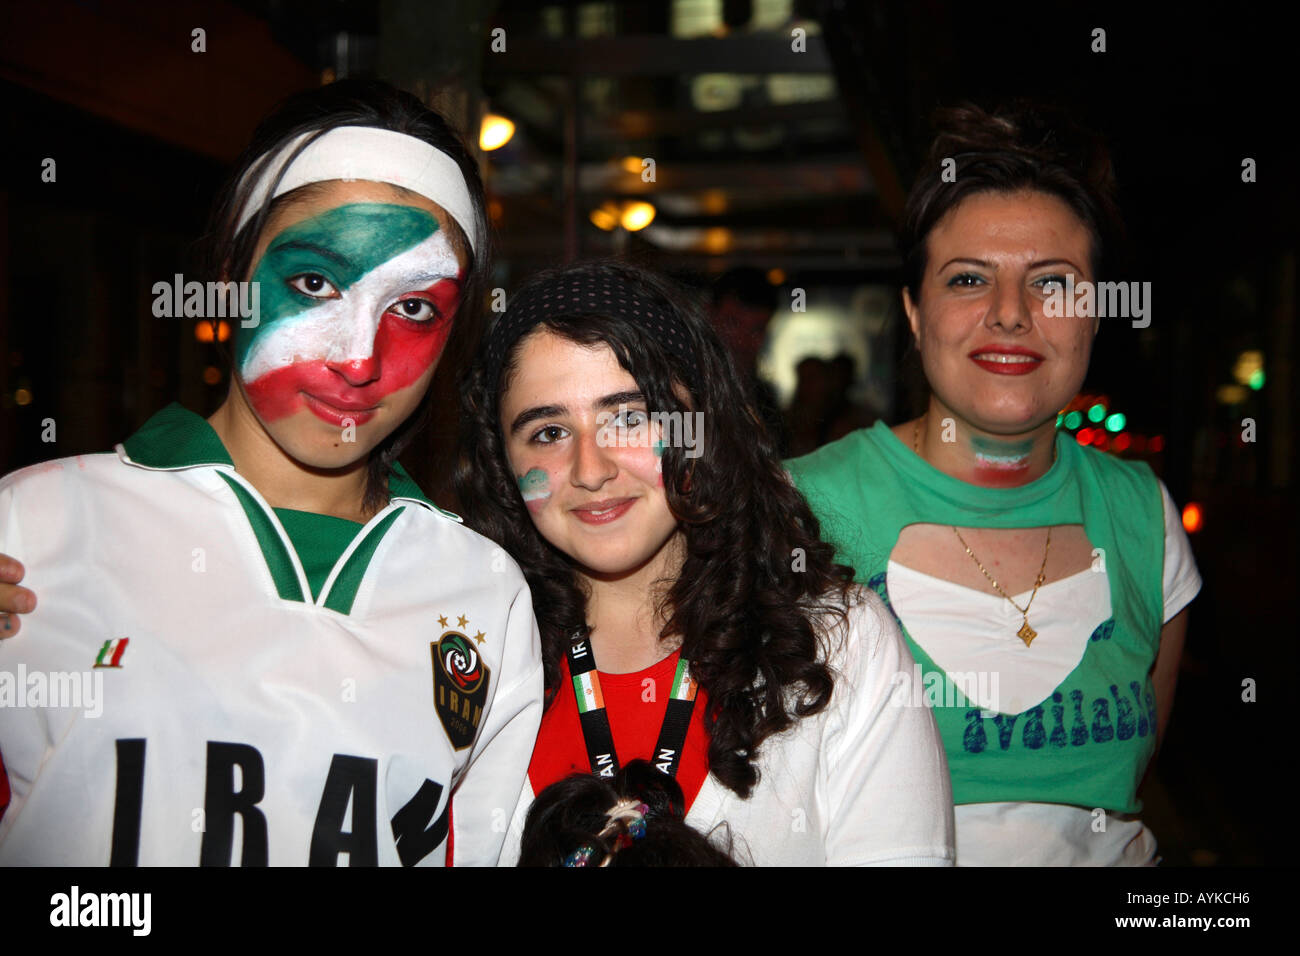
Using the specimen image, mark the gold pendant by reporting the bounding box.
[1017,620,1037,646]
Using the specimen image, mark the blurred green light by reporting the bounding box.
[1056,412,1064,428]
[1105,412,1126,433]
[1087,403,1106,423]
[1249,368,1265,390]
[1064,411,1083,430]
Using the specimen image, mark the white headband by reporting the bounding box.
[234,126,480,254]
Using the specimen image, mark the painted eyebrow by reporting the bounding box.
[938,257,1085,273]
[403,272,463,288]
[268,239,354,269]
[507,391,646,437]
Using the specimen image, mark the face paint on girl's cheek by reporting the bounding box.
[653,438,666,486]
[237,203,463,423]
[516,468,552,514]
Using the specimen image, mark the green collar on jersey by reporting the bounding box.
[118,402,459,520]
[120,402,233,468]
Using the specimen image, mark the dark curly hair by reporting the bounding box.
[197,79,492,514]
[900,100,1127,303]
[518,760,739,867]
[455,259,856,798]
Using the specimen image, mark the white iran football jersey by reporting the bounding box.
[0,405,543,866]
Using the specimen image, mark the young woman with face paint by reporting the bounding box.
[458,260,955,866]
[787,104,1201,865]
[0,81,543,865]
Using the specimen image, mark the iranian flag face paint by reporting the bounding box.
[517,467,552,514]
[238,202,463,426]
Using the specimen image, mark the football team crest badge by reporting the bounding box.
[431,619,490,751]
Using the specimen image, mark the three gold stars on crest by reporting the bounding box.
[438,613,486,644]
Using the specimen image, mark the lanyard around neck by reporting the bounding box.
[565,633,698,779]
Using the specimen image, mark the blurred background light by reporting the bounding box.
[1231,349,1264,387]
[479,113,515,151]
[589,203,619,231]
[619,201,656,231]
[194,320,231,344]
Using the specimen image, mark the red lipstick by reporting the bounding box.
[969,345,1044,376]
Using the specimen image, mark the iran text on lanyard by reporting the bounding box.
[566,634,698,779]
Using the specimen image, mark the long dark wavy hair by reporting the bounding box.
[196,79,492,514]
[455,259,856,798]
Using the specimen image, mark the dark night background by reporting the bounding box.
[0,0,1292,865]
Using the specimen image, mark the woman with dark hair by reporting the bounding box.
[0,80,542,865]
[519,761,738,866]
[787,103,1201,865]
[458,258,953,865]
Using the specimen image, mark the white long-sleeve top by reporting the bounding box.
[503,586,956,866]
[0,406,544,866]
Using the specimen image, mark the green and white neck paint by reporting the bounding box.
[972,434,1035,467]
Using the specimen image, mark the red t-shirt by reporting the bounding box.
[528,650,711,812]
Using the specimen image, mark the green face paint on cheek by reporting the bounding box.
[517,468,551,513]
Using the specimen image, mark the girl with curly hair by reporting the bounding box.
[457,258,953,865]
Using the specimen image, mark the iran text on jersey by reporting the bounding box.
[0,404,543,865]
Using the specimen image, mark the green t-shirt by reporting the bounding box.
[787,421,1165,813]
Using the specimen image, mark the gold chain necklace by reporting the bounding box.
[952,526,1052,646]
[912,416,1053,647]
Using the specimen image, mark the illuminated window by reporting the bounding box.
[576,2,616,38]
[672,0,724,37]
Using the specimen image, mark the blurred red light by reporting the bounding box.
[1182,502,1203,533]
[1114,433,1131,452]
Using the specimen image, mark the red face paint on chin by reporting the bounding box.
[245,277,461,424]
